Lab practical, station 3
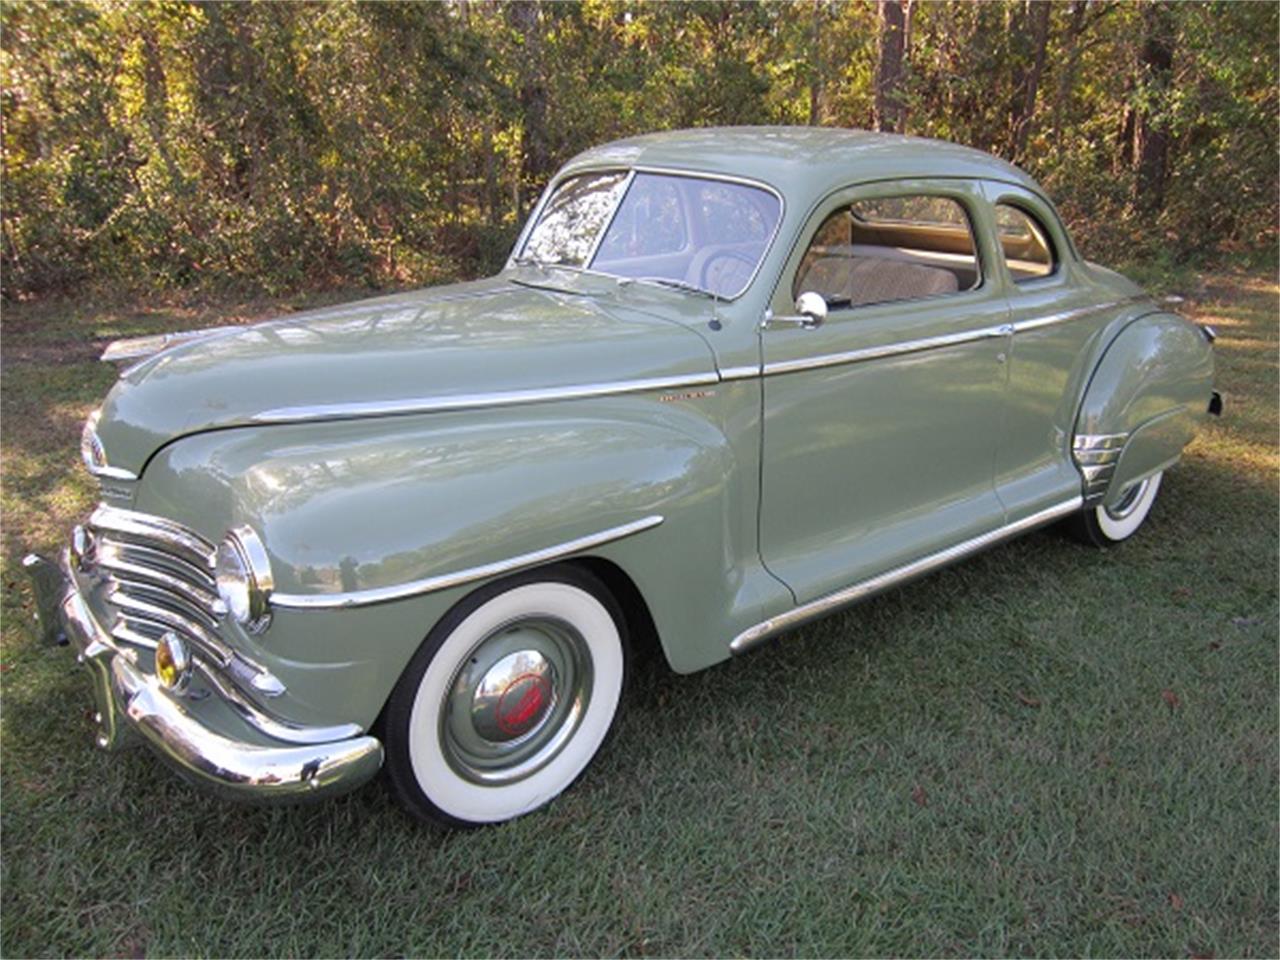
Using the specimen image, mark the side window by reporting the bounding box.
[994,203,1056,281]
[793,194,980,307]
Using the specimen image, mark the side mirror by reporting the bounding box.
[794,292,828,328]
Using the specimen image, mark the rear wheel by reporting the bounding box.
[383,565,626,828]
[1068,471,1164,546]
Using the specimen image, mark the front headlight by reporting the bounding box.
[215,526,274,634]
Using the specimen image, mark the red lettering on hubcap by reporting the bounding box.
[496,674,551,735]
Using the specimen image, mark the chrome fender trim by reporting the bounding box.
[730,496,1083,655]
[252,376,721,424]
[272,515,665,610]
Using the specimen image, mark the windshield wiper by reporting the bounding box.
[620,276,720,300]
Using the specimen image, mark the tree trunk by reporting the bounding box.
[1011,0,1052,160]
[874,0,906,133]
[140,28,184,192]
[1051,1,1090,142]
[507,0,549,219]
[807,0,822,125]
[1117,105,1135,172]
[1133,0,1175,212]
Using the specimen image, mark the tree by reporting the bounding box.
[1010,0,1051,160]
[1132,0,1175,212]
[874,0,906,133]
[1,0,1274,299]
[507,0,549,219]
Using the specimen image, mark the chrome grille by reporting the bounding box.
[85,505,283,696]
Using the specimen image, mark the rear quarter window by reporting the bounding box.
[994,203,1056,281]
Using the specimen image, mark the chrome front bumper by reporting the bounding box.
[22,552,383,802]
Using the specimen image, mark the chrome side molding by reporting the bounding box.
[253,375,721,424]
[272,515,665,610]
[762,322,1010,377]
[730,496,1083,655]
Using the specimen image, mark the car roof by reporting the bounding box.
[560,126,1044,207]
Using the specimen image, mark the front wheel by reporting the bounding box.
[383,565,626,828]
[1068,470,1164,546]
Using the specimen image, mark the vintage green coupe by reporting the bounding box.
[25,128,1220,827]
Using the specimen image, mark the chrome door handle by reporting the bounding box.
[762,310,822,330]
[762,292,828,331]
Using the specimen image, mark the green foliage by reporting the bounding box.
[2,0,1276,299]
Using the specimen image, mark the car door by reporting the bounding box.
[758,179,1012,605]
[981,181,1119,522]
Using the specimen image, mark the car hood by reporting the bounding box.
[96,276,719,475]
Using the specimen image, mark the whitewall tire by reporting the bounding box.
[383,565,626,828]
[1070,470,1164,546]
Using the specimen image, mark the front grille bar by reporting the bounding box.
[86,504,286,700]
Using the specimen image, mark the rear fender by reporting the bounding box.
[1072,312,1214,506]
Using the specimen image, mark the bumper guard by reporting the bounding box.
[22,553,383,802]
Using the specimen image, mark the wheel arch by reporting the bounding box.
[569,556,663,667]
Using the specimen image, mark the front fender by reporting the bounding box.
[1074,312,1215,505]
[134,388,764,727]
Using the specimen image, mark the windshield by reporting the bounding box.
[517,171,782,299]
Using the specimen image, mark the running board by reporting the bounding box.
[730,496,1083,655]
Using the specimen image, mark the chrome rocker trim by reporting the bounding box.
[22,553,383,801]
[730,496,1083,655]
[272,515,665,610]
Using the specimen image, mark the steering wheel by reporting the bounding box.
[700,251,757,298]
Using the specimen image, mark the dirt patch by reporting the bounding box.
[0,341,106,370]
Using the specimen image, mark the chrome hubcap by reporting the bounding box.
[440,617,592,785]
[472,650,555,742]
[1104,477,1150,521]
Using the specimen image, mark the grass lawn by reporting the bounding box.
[1,267,1276,957]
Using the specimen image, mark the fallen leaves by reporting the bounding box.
[911,784,928,808]
[1161,689,1182,710]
